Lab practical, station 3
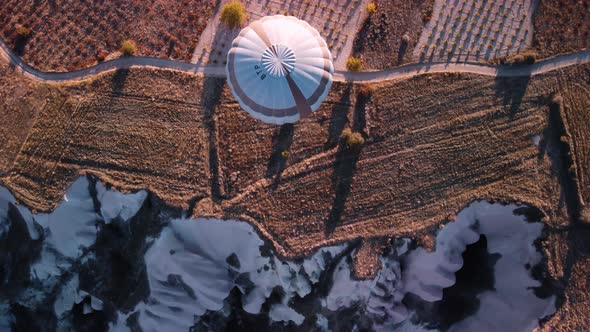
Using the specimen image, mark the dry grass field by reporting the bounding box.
[533,0,590,59]
[0,67,211,211]
[215,82,357,198]
[2,51,590,327]
[351,0,434,69]
[3,55,590,260]
[0,0,216,71]
[541,228,590,331]
[557,69,590,222]
[0,61,47,175]
[220,70,575,258]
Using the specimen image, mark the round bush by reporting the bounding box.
[220,1,246,29]
[120,40,137,56]
[347,57,362,71]
[16,25,32,39]
[340,128,365,150]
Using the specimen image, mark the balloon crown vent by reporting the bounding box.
[261,44,296,78]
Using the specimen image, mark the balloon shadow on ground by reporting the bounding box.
[326,83,353,148]
[494,67,532,117]
[265,123,294,190]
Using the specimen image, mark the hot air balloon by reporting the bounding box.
[226,15,334,125]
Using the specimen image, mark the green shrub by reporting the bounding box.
[340,128,365,149]
[120,40,137,56]
[220,1,246,28]
[347,56,362,71]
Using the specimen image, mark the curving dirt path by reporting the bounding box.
[2,38,590,84]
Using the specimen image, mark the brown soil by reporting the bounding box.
[0,0,217,72]
[0,67,210,211]
[532,0,590,58]
[351,0,434,70]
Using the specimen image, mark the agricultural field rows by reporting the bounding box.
[0,0,216,71]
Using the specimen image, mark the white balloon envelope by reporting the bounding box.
[226,15,334,125]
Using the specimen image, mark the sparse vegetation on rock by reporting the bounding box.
[220,1,246,29]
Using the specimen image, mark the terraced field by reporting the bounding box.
[415,0,535,63]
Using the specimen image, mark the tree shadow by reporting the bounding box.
[326,83,352,148]
[265,123,294,189]
[325,142,362,236]
[494,68,532,117]
[543,97,582,223]
[201,76,226,200]
[398,37,409,65]
[352,86,371,135]
[111,68,129,95]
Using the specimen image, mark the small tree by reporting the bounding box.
[523,51,536,64]
[367,2,377,14]
[347,56,362,71]
[120,40,137,56]
[220,1,246,29]
[16,25,32,39]
[340,128,365,150]
[96,49,108,62]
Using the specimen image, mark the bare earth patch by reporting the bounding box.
[351,0,435,70]
[0,0,216,71]
[533,0,590,59]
